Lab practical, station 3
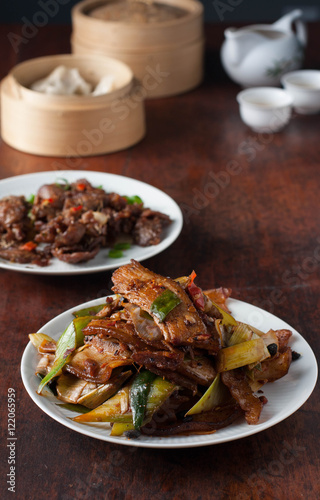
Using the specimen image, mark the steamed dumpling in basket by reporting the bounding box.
[31,66,116,96]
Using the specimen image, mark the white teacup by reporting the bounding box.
[237,87,293,133]
[281,70,320,114]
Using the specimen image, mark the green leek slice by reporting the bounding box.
[150,289,181,322]
[186,374,227,415]
[37,316,92,394]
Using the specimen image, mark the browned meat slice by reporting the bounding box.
[0,196,31,243]
[80,211,109,240]
[0,245,50,266]
[63,179,108,212]
[204,287,232,312]
[107,204,143,238]
[123,302,163,343]
[52,245,100,264]
[83,318,168,353]
[32,183,67,220]
[221,369,263,425]
[143,403,243,436]
[112,260,209,347]
[54,223,86,248]
[132,350,184,371]
[0,246,35,264]
[251,348,292,383]
[65,336,132,383]
[274,329,292,352]
[177,356,216,387]
[133,208,171,246]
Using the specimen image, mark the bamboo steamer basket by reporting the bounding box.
[71,0,204,98]
[0,54,145,156]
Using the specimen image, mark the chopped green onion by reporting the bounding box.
[108,249,124,259]
[150,289,181,322]
[124,195,143,205]
[27,194,35,204]
[55,178,70,190]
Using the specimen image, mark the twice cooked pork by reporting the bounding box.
[112,259,215,347]
[30,260,297,436]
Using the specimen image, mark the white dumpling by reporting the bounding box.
[31,66,92,95]
[92,75,116,96]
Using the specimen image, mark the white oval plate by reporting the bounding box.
[21,297,318,448]
[0,170,183,275]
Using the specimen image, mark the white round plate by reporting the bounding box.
[0,170,183,275]
[21,297,318,449]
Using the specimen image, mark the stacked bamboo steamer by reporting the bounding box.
[0,54,145,156]
[71,0,204,98]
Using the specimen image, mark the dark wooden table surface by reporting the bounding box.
[0,22,319,500]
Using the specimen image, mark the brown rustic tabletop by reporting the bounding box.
[0,22,319,500]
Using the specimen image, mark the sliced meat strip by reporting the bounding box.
[52,245,100,264]
[112,260,209,347]
[66,336,132,384]
[133,208,171,246]
[221,369,263,425]
[132,350,184,371]
[274,329,292,352]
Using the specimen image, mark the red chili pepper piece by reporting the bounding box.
[20,241,37,251]
[188,281,205,310]
[42,198,54,205]
[189,270,197,284]
[77,183,86,191]
[71,205,83,212]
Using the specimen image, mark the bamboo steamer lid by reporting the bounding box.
[71,0,204,98]
[0,54,145,156]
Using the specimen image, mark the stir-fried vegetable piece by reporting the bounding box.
[73,386,132,423]
[72,304,105,317]
[111,423,136,436]
[211,300,237,329]
[73,376,176,429]
[228,323,258,346]
[150,289,181,322]
[56,373,91,403]
[130,370,156,430]
[111,376,177,436]
[37,316,92,394]
[77,370,132,409]
[185,374,231,415]
[217,338,270,373]
[29,333,56,350]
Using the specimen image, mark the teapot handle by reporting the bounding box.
[273,9,307,47]
[295,19,308,47]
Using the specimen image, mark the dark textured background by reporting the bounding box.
[1,0,320,24]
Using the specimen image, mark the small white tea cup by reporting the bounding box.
[281,70,320,114]
[237,87,293,133]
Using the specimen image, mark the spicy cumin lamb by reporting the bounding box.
[29,260,297,438]
[0,179,171,266]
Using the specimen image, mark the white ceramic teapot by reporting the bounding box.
[220,9,307,87]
